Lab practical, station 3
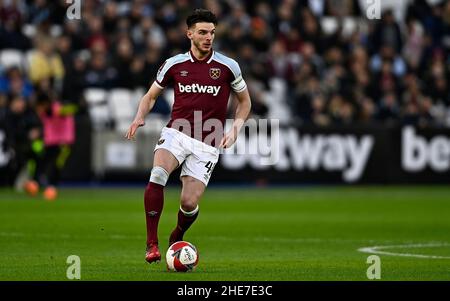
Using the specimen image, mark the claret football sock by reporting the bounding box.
[169,205,199,245]
[144,182,164,246]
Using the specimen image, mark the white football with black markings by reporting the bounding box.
[166,241,199,272]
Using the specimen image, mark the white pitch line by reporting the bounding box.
[2,230,449,260]
[358,243,450,259]
[0,232,375,243]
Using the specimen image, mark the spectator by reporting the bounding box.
[371,59,399,103]
[377,92,400,126]
[62,19,84,51]
[131,17,166,53]
[141,45,164,86]
[0,13,31,50]
[266,40,295,83]
[324,0,361,17]
[27,0,50,26]
[0,67,34,99]
[102,1,119,37]
[297,8,324,54]
[370,10,403,54]
[61,53,87,110]
[310,94,331,127]
[403,17,425,71]
[359,97,377,125]
[113,36,134,89]
[249,17,272,53]
[402,74,426,107]
[24,91,75,200]
[247,79,269,119]
[0,0,24,25]
[370,45,407,77]
[28,35,65,92]
[84,53,117,89]
[3,94,41,188]
[84,15,108,50]
[402,101,420,126]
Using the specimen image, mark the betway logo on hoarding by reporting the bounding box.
[402,126,450,172]
[220,125,449,183]
[222,128,374,183]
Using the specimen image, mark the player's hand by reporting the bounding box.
[219,130,237,149]
[125,118,145,140]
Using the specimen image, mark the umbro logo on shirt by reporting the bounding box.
[180,70,188,76]
[178,83,221,96]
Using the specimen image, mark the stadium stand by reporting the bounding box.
[0,49,25,71]
[0,0,448,184]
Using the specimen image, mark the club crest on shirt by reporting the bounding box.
[209,68,221,80]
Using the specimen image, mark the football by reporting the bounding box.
[166,241,199,272]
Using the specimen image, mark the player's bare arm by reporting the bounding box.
[125,82,164,140]
[219,88,251,149]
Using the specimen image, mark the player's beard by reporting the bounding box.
[193,39,211,56]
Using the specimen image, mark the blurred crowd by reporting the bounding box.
[0,0,449,187]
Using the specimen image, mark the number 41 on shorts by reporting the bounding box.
[204,161,216,181]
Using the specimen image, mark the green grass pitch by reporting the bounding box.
[0,186,449,281]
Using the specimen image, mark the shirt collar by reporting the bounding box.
[188,50,214,64]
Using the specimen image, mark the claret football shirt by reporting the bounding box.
[154,50,247,146]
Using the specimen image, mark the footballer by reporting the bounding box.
[126,8,251,264]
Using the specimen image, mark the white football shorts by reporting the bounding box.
[154,127,220,186]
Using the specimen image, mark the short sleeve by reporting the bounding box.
[231,74,246,93]
[228,60,247,93]
[155,60,172,88]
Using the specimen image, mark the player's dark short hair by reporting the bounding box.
[186,9,217,28]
